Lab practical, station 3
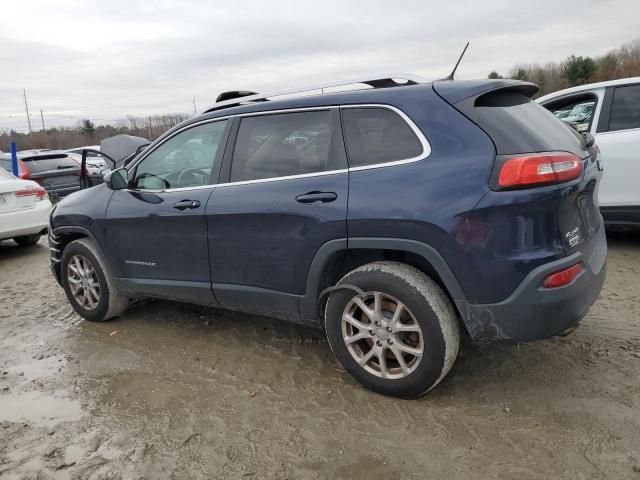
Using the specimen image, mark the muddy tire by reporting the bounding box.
[14,234,41,247]
[60,238,127,322]
[324,261,460,398]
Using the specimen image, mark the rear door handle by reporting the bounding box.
[173,199,201,210]
[295,191,338,204]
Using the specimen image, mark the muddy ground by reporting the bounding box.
[0,231,639,480]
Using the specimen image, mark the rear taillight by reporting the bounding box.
[497,152,582,188]
[542,263,584,288]
[17,159,30,179]
[15,187,48,201]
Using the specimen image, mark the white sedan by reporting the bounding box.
[0,168,52,246]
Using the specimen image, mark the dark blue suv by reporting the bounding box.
[49,74,606,397]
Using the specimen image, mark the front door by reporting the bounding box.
[105,119,230,304]
[207,109,348,317]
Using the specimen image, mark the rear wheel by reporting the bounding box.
[324,261,460,398]
[14,234,41,247]
[60,238,127,322]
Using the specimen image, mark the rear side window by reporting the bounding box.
[609,84,640,132]
[342,107,423,167]
[470,91,585,155]
[22,154,80,173]
[231,110,333,182]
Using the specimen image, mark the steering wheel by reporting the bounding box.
[177,168,208,187]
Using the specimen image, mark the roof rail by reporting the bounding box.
[202,73,429,113]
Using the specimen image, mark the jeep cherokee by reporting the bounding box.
[49,74,606,397]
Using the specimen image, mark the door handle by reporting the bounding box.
[172,199,201,210]
[295,191,338,204]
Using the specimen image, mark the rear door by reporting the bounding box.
[207,108,348,316]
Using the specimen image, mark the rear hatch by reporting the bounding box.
[434,80,603,257]
[20,154,81,201]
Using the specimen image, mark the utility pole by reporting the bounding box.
[40,109,45,131]
[147,116,152,140]
[23,89,32,133]
[192,97,197,114]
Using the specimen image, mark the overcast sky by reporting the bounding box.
[1,0,638,132]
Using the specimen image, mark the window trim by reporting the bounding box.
[127,104,431,191]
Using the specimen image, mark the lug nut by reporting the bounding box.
[387,339,393,345]
[374,321,380,327]
[386,327,392,333]
[376,340,382,347]
[369,330,375,336]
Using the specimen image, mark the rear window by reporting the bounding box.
[342,107,423,167]
[0,167,14,179]
[468,91,585,155]
[21,154,79,174]
[0,157,12,173]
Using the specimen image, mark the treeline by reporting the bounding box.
[488,39,640,97]
[0,113,188,153]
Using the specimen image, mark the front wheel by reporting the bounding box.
[60,238,127,322]
[324,261,460,398]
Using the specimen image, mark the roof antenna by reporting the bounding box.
[442,42,470,81]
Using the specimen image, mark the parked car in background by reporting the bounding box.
[0,150,81,203]
[65,146,108,175]
[538,77,640,226]
[0,167,51,246]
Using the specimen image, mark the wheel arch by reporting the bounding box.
[301,238,468,324]
[51,226,111,282]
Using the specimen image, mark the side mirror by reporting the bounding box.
[104,168,129,190]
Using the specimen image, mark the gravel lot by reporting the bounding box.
[1,230,639,479]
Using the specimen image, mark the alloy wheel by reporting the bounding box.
[67,254,101,310]
[341,291,424,379]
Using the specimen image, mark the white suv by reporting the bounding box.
[538,77,640,226]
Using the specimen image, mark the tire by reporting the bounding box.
[324,261,460,398]
[14,234,41,247]
[60,238,127,322]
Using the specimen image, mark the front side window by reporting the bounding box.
[609,84,640,132]
[547,96,597,133]
[133,120,227,190]
[342,107,423,167]
[230,110,332,182]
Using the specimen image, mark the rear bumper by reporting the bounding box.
[463,227,607,344]
[0,200,51,241]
